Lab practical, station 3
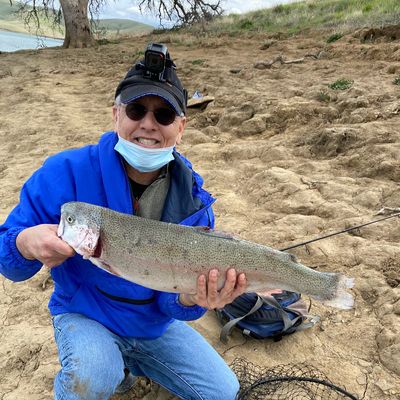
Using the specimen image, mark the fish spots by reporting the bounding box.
[131,236,140,245]
[181,249,189,259]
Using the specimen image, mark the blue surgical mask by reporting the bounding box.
[114,135,175,173]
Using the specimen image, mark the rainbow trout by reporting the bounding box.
[58,202,354,309]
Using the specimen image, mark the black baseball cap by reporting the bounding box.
[115,48,187,116]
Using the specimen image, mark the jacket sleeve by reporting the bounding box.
[156,205,215,321]
[0,156,74,282]
[156,292,207,321]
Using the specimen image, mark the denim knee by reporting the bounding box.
[55,351,125,400]
[52,314,126,400]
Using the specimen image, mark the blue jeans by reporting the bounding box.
[52,313,239,400]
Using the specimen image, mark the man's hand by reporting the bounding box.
[16,224,75,268]
[179,268,247,309]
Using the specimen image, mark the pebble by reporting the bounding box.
[356,374,367,385]
[375,378,395,392]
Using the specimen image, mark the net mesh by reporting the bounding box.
[230,357,359,400]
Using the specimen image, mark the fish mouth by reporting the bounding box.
[57,218,64,238]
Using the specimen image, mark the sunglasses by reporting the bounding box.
[125,102,177,126]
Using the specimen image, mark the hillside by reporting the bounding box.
[204,0,400,35]
[0,0,400,399]
[0,0,153,39]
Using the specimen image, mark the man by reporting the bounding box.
[0,43,247,400]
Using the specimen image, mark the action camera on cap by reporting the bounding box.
[139,43,175,82]
[144,43,169,74]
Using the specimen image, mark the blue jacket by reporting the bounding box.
[0,132,216,338]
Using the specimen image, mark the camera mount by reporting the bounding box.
[136,43,175,82]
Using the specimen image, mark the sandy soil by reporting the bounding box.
[0,28,399,399]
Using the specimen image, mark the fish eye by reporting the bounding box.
[66,215,75,224]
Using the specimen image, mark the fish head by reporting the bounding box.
[58,202,101,258]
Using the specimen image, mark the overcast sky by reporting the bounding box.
[99,0,300,27]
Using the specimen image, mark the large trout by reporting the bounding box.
[58,202,354,309]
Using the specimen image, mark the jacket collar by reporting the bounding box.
[98,132,214,224]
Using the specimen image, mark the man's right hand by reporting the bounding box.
[16,224,75,268]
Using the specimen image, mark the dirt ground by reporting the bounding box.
[0,27,399,400]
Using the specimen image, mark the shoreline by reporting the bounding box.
[0,28,63,53]
[0,26,63,40]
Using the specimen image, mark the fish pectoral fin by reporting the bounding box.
[193,226,236,240]
[89,257,122,277]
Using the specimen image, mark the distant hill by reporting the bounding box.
[0,0,153,39]
[96,18,154,37]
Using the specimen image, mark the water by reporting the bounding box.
[0,29,63,52]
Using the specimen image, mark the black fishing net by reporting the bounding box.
[230,358,359,400]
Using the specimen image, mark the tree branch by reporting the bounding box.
[138,0,222,27]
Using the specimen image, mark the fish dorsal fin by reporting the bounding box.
[193,226,236,240]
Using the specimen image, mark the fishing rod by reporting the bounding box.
[280,211,400,252]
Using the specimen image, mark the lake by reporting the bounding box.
[0,29,63,52]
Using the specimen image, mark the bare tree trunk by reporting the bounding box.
[60,0,94,48]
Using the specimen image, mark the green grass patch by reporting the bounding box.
[328,78,353,90]
[133,50,145,57]
[393,76,400,85]
[326,33,343,43]
[239,19,254,30]
[363,4,373,13]
[191,59,205,65]
[317,91,332,102]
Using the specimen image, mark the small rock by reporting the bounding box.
[393,300,400,315]
[375,378,395,392]
[182,128,209,145]
[236,116,266,136]
[387,65,398,74]
[254,61,271,70]
[357,359,371,368]
[356,374,367,385]
[260,40,277,50]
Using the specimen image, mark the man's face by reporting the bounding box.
[113,95,186,148]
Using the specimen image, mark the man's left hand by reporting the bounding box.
[179,268,247,309]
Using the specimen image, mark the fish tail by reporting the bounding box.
[321,275,355,310]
